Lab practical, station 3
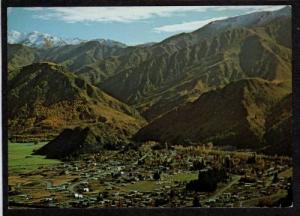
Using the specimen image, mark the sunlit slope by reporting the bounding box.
[8,62,146,138]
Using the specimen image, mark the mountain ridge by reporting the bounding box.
[134,78,291,154]
[99,11,291,120]
[8,62,146,140]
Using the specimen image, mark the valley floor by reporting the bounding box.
[8,142,292,208]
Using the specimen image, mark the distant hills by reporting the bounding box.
[8,40,129,83]
[7,6,292,156]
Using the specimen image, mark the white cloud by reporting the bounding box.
[25,5,287,23]
[250,5,287,12]
[212,5,286,12]
[24,7,44,11]
[153,5,288,33]
[32,6,212,23]
[154,17,228,33]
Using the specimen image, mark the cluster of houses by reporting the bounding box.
[9,146,292,208]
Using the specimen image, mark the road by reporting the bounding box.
[205,174,241,202]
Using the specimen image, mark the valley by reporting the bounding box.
[7,6,293,208]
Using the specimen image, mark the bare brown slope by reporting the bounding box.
[134,78,291,150]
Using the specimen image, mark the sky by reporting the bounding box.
[8,6,287,45]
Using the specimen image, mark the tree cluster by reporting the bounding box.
[186,167,228,192]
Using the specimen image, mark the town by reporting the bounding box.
[8,143,292,208]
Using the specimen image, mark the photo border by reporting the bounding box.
[2,0,300,216]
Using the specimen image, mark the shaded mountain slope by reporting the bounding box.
[262,93,292,155]
[34,125,130,159]
[134,78,291,151]
[8,62,145,139]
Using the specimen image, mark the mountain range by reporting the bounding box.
[7,6,292,157]
[8,30,127,49]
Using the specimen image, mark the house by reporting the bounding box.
[74,193,83,199]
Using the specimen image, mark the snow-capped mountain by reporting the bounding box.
[7,31,86,48]
[8,30,127,49]
[8,30,26,44]
[22,31,67,48]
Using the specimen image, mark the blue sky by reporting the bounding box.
[8,6,286,45]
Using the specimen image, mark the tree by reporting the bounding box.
[193,195,201,207]
[97,193,103,201]
[247,153,256,164]
[192,159,205,170]
[272,172,279,183]
[186,168,220,192]
[224,156,232,170]
[153,171,160,181]
[169,189,176,201]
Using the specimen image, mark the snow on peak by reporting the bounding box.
[8,30,25,44]
[21,31,67,48]
[8,31,126,48]
[8,31,85,48]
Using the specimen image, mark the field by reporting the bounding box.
[8,142,61,174]
[120,172,198,192]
